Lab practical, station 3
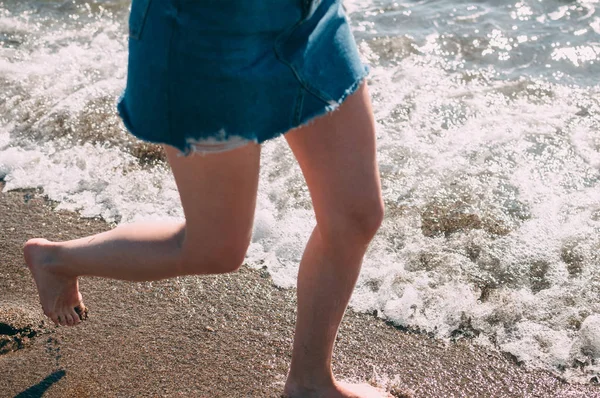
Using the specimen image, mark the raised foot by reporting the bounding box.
[24,238,88,327]
[283,381,395,398]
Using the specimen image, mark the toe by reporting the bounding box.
[64,312,75,326]
[74,303,88,321]
[69,308,81,325]
[57,313,68,326]
[49,313,60,327]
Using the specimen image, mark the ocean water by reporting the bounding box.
[1,0,600,384]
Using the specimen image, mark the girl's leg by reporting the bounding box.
[25,143,261,326]
[283,83,387,398]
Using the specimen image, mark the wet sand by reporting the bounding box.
[1,183,599,397]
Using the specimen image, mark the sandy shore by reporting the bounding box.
[1,183,599,397]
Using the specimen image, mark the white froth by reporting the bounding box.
[579,315,600,358]
[1,139,182,222]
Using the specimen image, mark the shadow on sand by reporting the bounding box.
[14,369,66,398]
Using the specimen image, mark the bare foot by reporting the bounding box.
[283,381,394,398]
[24,238,87,327]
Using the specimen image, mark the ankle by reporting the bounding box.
[24,239,64,273]
[284,372,336,396]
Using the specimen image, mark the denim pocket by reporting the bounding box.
[129,0,152,40]
[274,0,364,106]
[274,0,334,104]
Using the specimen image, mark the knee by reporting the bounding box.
[321,197,384,245]
[179,241,249,275]
[352,200,385,241]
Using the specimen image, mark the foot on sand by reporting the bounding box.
[24,238,87,327]
[283,381,395,398]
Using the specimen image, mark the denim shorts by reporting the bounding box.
[117,0,369,154]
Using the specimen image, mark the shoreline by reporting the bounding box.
[1,184,599,397]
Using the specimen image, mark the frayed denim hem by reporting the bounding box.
[324,65,369,114]
[116,65,369,156]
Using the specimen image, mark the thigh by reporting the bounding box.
[164,144,261,252]
[284,83,383,231]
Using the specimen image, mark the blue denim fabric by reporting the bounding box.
[118,0,369,154]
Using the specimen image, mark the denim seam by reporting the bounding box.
[273,2,334,106]
[293,87,306,126]
[299,0,346,104]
